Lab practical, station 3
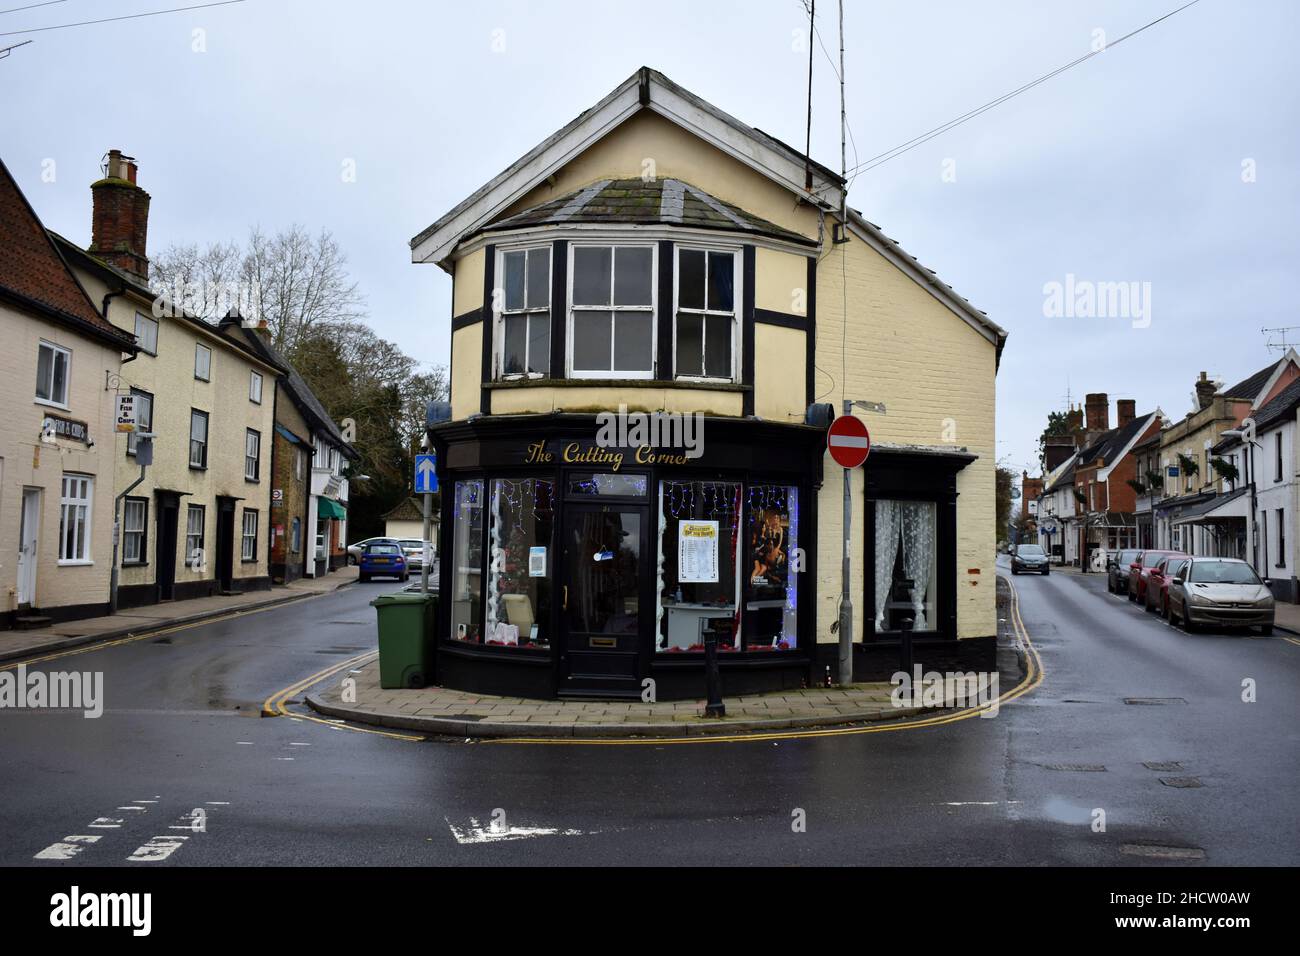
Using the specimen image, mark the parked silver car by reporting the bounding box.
[1165,557,1274,634]
[397,538,435,571]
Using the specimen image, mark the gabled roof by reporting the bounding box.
[1075,412,1158,477]
[411,66,845,269]
[1222,351,1296,406]
[1044,453,1079,494]
[1244,374,1300,433]
[220,317,358,460]
[383,497,432,522]
[482,178,815,247]
[0,158,135,351]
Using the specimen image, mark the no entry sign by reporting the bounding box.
[827,414,870,468]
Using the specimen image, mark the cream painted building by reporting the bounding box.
[0,158,137,629]
[51,152,280,606]
[413,68,1005,700]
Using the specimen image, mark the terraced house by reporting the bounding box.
[412,68,1005,700]
[0,159,137,629]
[53,151,281,606]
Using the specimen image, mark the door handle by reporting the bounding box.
[563,585,568,610]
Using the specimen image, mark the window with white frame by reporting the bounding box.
[674,247,738,380]
[185,505,205,568]
[249,370,263,404]
[294,446,304,481]
[245,429,261,481]
[189,410,208,468]
[35,341,71,406]
[123,497,147,564]
[134,313,158,354]
[569,244,654,377]
[126,388,153,455]
[194,343,212,381]
[241,509,258,561]
[58,474,93,563]
[499,246,550,377]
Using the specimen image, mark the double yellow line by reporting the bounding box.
[260,650,422,741]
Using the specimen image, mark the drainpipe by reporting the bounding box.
[110,460,148,614]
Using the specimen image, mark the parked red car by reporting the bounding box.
[1144,555,1190,615]
[1129,550,1185,604]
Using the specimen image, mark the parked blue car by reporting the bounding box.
[358,540,408,583]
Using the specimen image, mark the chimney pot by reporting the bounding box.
[1117,399,1136,427]
[1084,392,1109,434]
[89,149,150,281]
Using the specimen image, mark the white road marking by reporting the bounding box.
[116,806,146,811]
[289,742,310,746]
[236,741,254,745]
[274,757,295,761]
[939,801,1022,807]
[446,817,587,845]
[126,835,188,862]
[33,835,100,860]
[205,801,230,806]
[88,817,123,828]
[132,800,158,804]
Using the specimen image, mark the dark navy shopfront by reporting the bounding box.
[428,413,826,700]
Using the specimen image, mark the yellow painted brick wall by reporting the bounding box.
[814,233,998,642]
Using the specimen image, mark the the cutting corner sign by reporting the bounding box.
[827,415,870,468]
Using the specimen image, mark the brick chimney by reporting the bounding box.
[1194,371,1216,410]
[88,150,150,281]
[1116,399,1136,427]
[1084,393,1109,433]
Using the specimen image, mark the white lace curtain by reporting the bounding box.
[874,500,936,631]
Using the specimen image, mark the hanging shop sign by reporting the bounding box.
[114,393,137,433]
[678,519,719,583]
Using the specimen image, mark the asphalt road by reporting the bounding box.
[1,562,1296,866]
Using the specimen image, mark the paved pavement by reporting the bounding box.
[306,664,966,737]
[0,566,357,663]
[0,560,1295,866]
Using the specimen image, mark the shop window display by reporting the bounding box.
[450,480,484,643]
[486,478,555,649]
[745,484,798,650]
[873,499,937,633]
[657,480,742,652]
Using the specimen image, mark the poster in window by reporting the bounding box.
[678,519,719,583]
[750,502,789,591]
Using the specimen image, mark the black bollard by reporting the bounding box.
[703,626,725,718]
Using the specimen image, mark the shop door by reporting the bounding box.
[559,503,647,697]
[156,496,179,601]
[17,488,40,606]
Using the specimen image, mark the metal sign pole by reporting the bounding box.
[421,492,432,594]
[838,399,854,686]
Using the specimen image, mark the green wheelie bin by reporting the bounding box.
[372,592,436,689]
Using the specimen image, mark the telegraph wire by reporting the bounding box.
[0,0,66,15]
[0,0,246,36]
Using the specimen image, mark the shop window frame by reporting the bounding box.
[671,244,742,384]
[565,241,658,380]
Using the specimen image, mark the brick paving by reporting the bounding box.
[305,658,974,739]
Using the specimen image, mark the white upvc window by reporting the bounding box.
[497,245,551,378]
[567,243,656,378]
[313,435,324,468]
[189,410,209,468]
[673,245,740,382]
[134,313,159,354]
[245,429,261,481]
[194,343,212,381]
[58,473,93,564]
[35,340,71,407]
[123,497,147,564]
[185,505,205,568]
[241,509,259,561]
[249,370,263,404]
[294,446,305,481]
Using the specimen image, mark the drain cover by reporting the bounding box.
[1159,776,1203,788]
[1124,697,1187,705]
[1043,763,1107,772]
[1143,761,1183,772]
[1121,843,1206,861]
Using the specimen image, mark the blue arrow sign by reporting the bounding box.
[414,454,438,494]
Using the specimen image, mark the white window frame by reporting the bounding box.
[566,241,657,380]
[294,446,304,481]
[249,370,263,404]
[194,343,212,382]
[189,409,209,469]
[134,313,159,355]
[241,509,259,561]
[672,244,742,384]
[123,497,147,564]
[58,473,94,565]
[35,340,72,409]
[245,429,261,481]
[495,244,552,380]
[185,504,205,567]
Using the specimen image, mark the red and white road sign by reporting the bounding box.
[827,415,870,468]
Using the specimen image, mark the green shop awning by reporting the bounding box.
[317,497,346,520]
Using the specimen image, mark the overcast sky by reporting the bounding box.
[5,0,1297,477]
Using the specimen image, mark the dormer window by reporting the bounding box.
[674,246,738,381]
[499,246,551,377]
[568,243,655,378]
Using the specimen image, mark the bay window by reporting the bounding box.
[674,247,737,380]
[499,246,551,377]
[569,244,654,377]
